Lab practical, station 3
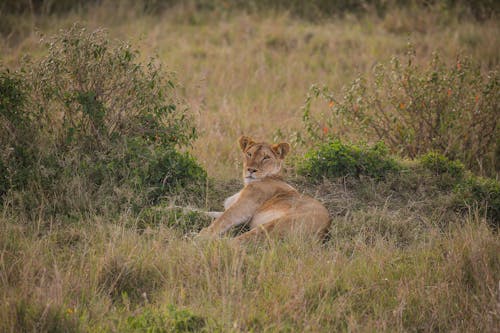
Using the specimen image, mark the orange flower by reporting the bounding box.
[399,102,405,109]
[475,94,480,103]
[456,61,461,70]
[329,100,335,108]
[322,126,329,135]
[447,89,452,97]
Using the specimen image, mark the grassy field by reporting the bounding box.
[1,171,499,332]
[2,2,499,178]
[0,172,500,332]
[1,1,499,332]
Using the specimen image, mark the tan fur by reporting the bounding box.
[198,136,331,242]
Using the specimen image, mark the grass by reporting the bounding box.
[1,198,498,331]
[1,2,499,332]
[1,166,499,331]
[1,3,499,179]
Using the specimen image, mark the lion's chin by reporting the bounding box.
[244,176,258,184]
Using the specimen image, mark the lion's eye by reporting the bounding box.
[247,152,252,157]
[263,155,270,161]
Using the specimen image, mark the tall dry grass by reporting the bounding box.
[1,3,499,178]
[1,210,498,331]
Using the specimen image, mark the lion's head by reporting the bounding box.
[238,136,290,184]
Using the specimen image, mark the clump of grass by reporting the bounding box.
[454,176,500,226]
[415,152,499,226]
[125,306,207,333]
[99,254,163,303]
[297,140,400,180]
[136,207,212,234]
[125,308,169,332]
[5,299,80,333]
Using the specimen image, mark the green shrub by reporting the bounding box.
[0,70,26,124]
[420,151,465,179]
[0,26,205,218]
[126,308,168,333]
[166,305,207,333]
[419,151,465,189]
[454,176,500,226]
[302,47,499,177]
[125,306,206,333]
[298,140,400,180]
[80,140,206,206]
[0,70,35,197]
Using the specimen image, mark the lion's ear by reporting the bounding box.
[238,136,255,151]
[271,142,291,159]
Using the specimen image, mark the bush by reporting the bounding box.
[125,306,207,333]
[166,305,207,333]
[420,151,465,179]
[419,151,465,189]
[302,46,499,177]
[454,177,500,227]
[125,308,168,333]
[298,140,400,180]
[0,70,34,198]
[0,26,205,218]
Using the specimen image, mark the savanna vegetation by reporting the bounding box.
[1,1,499,332]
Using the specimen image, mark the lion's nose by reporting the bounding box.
[247,167,257,174]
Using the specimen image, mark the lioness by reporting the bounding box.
[198,136,330,242]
